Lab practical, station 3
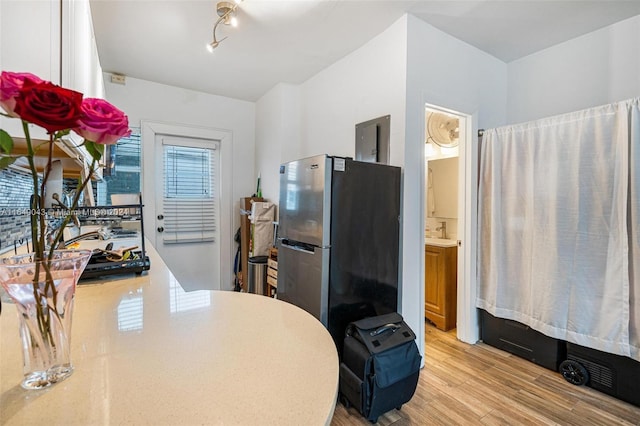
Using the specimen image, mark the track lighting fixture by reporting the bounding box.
[207,0,243,52]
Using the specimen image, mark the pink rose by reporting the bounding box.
[75,98,131,145]
[0,71,44,117]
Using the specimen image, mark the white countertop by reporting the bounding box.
[0,243,339,425]
[425,237,457,247]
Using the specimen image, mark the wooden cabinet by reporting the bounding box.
[425,244,457,331]
[267,248,278,298]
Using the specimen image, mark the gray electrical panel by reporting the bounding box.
[355,115,390,164]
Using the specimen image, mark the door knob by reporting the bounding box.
[157,226,164,233]
[157,214,164,220]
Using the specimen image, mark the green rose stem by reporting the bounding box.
[47,157,99,258]
[41,155,100,350]
[21,123,102,349]
[21,121,41,257]
[21,121,96,348]
[21,120,53,345]
[39,133,54,259]
[40,133,58,313]
[22,120,55,346]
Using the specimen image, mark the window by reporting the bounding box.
[162,142,218,243]
[96,129,141,205]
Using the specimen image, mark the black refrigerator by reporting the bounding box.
[277,154,401,354]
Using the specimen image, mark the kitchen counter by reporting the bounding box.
[0,243,339,425]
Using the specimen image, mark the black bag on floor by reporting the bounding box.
[339,312,421,423]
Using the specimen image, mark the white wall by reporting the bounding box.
[298,16,408,165]
[256,14,408,286]
[405,14,508,348]
[103,75,256,289]
[255,83,301,205]
[293,16,409,320]
[508,15,640,124]
[255,14,410,338]
[254,13,508,356]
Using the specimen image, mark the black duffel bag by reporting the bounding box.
[339,312,421,423]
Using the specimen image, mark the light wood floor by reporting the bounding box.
[331,321,640,425]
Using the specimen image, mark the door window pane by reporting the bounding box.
[162,143,218,244]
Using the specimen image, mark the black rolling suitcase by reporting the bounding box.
[339,312,421,423]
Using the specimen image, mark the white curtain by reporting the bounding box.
[630,100,640,361]
[477,99,640,360]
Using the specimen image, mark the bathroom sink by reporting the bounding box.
[425,237,457,248]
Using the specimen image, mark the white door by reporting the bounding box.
[155,135,220,291]
[142,122,233,292]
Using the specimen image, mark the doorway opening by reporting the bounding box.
[423,104,468,341]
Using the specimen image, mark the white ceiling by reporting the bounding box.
[89,0,640,102]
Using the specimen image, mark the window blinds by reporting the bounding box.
[162,143,217,244]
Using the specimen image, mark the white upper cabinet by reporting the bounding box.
[0,0,105,178]
[61,0,105,100]
[59,0,106,179]
[0,0,61,83]
[0,0,62,141]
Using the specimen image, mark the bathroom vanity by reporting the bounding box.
[424,238,457,331]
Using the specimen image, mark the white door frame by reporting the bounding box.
[458,108,480,344]
[141,121,233,291]
[422,103,480,344]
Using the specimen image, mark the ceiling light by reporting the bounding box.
[207,1,242,51]
[217,1,235,18]
[206,41,219,53]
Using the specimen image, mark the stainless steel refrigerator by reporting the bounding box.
[277,154,401,353]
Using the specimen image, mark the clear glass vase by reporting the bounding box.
[0,249,91,390]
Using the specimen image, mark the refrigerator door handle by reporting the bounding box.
[280,240,316,255]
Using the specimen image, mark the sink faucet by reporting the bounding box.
[436,221,446,239]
